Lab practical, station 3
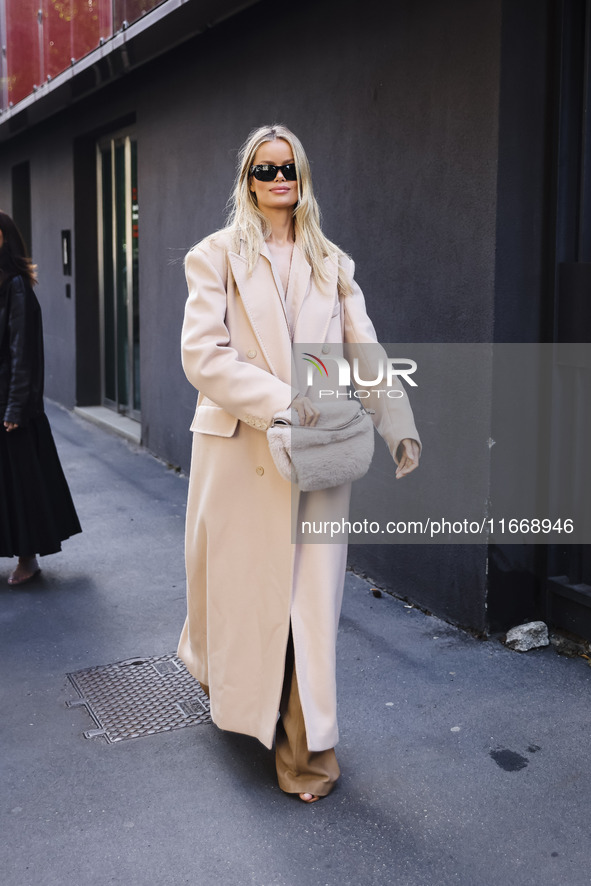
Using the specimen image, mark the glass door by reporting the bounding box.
[97,130,140,418]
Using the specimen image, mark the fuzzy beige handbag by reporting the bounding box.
[267,400,375,491]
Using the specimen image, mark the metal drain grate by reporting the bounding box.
[67,653,211,743]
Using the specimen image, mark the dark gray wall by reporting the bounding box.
[0,121,77,407]
[0,0,517,631]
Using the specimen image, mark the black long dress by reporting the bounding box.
[0,274,81,557]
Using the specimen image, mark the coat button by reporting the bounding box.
[322,344,331,354]
[256,465,264,476]
[247,349,257,359]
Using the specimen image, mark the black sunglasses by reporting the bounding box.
[249,163,297,182]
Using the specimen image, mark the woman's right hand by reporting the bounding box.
[290,395,320,427]
[4,421,18,432]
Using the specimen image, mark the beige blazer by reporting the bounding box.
[177,229,420,751]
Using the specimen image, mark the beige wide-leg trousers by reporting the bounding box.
[200,627,340,796]
[274,627,340,797]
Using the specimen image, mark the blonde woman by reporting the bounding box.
[178,125,420,802]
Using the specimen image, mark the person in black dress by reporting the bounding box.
[0,210,81,586]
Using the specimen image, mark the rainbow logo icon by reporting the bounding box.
[302,352,329,376]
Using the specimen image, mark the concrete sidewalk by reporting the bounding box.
[1,401,590,886]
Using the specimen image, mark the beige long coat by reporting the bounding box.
[177,230,420,751]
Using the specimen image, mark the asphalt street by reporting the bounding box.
[1,401,590,886]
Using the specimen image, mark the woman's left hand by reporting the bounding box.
[4,421,18,432]
[395,438,420,478]
[291,395,320,427]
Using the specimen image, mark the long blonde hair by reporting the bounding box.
[225,124,352,297]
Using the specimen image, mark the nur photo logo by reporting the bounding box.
[301,352,418,398]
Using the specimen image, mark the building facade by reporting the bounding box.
[0,0,589,638]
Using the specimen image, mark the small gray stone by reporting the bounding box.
[505,621,549,652]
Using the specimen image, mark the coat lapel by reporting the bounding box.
[228,249,293,381]
[291,249,339,345]
[227,240,339,385]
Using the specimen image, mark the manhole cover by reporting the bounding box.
[67,653,211,743]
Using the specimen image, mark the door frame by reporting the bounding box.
[545,0,591,637]
[96,126,140,420]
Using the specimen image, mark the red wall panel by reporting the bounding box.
[72,0,113,65]
[3,0,155,109]
[44,0,73,80]
[44,0,113,81]
[5,0,42,105]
